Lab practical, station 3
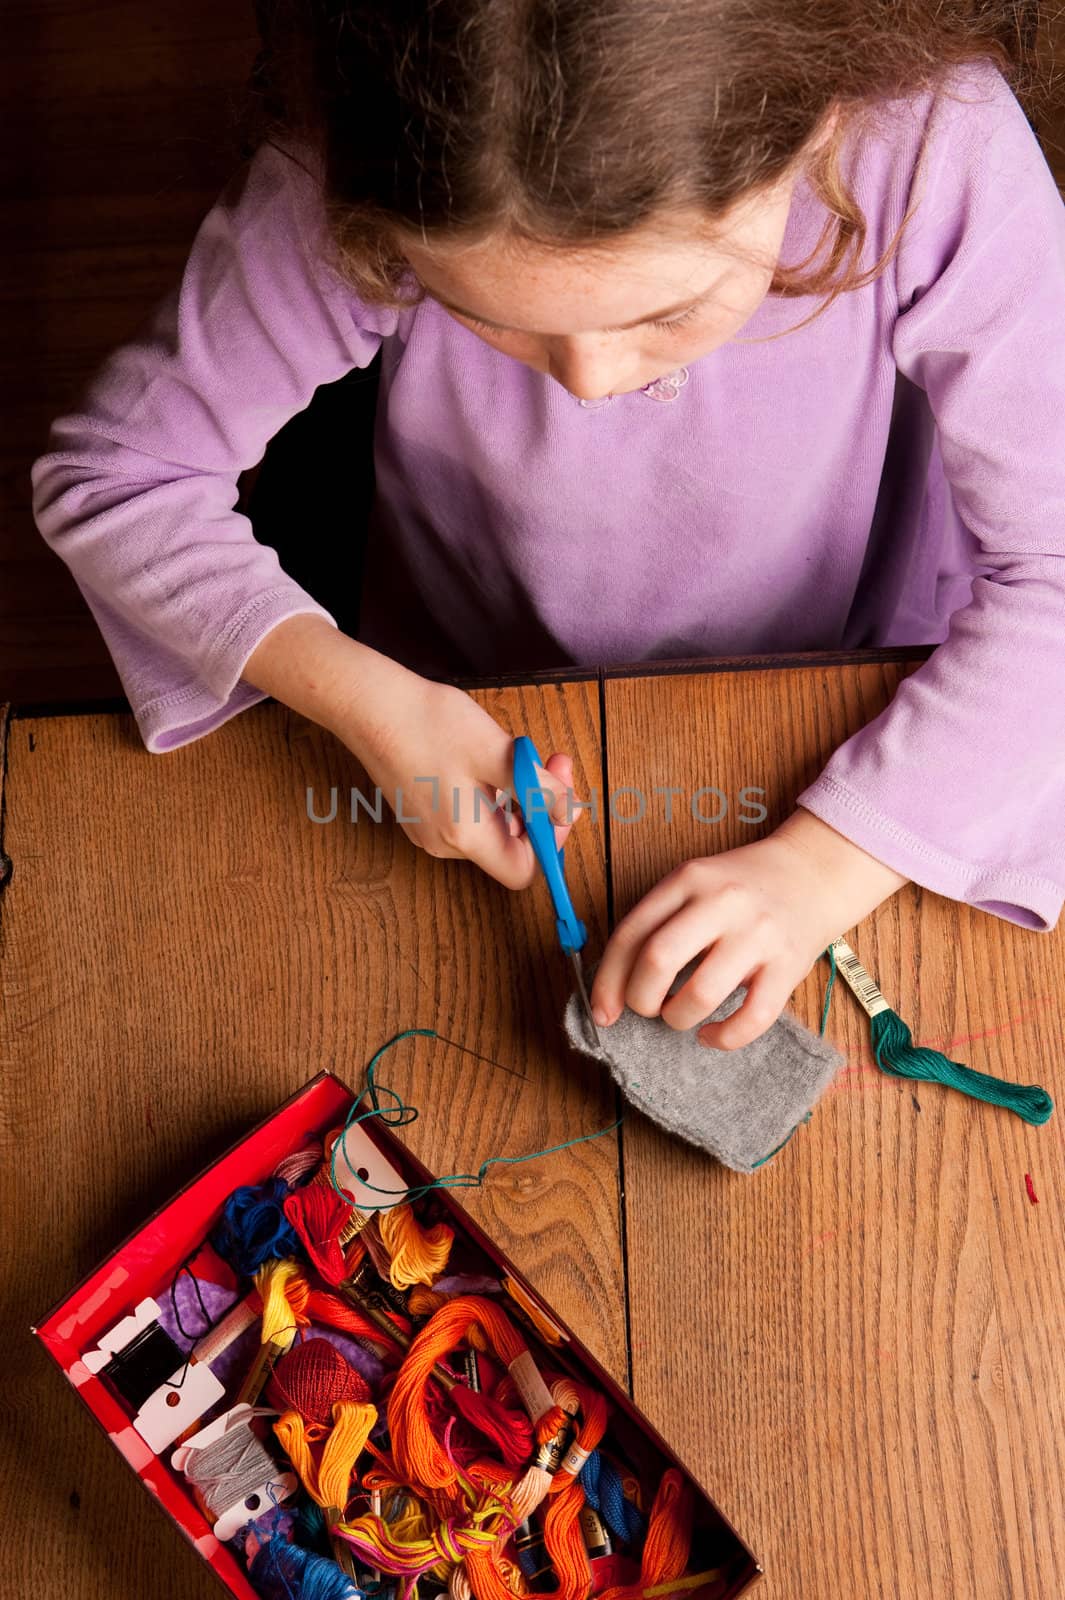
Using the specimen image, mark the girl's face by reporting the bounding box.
[401,171,806,402]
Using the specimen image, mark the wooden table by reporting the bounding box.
[2,651,1063,1600]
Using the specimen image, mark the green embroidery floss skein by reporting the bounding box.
[821,936,1054,1126]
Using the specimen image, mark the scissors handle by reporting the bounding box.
[512,735,587,955]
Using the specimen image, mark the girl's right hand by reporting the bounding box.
[333,665,583,887]
[242,615,583,888]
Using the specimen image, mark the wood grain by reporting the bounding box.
[5,656,1065,1597]
[604,664,1065,1600]
[0,687,621,1599]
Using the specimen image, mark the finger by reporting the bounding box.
[543,752,583,846]
[589,870,692,1023]
[480,735,566,828]
[480,785,528,839]
[469,736,582,886]
[462,788,543,888]
[544,753,572,819]
[521,753,573,833]
[696,963,792,1051]
[659,934,764,1032]
[544,753,577,820]
[501,748,578,848]
[620,901,736,1022]
[454,732,551,887]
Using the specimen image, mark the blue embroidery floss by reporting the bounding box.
[249,1534,364,1599]
[293,1497,333,1558]
[578,1450,645,1545]
[213,1178,302,1279]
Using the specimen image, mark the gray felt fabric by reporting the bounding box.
[563,960,845,1173]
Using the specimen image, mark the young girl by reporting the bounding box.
[31,2,1065,1052]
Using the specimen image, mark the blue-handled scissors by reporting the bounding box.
[512,735,602,1048]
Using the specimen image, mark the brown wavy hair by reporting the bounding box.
[241,1,1052,329]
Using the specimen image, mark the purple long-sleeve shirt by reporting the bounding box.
[31,61,1065,930]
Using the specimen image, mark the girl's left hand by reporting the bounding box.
[589,808,909,1050]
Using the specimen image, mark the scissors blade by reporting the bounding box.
[569,950,602,1050]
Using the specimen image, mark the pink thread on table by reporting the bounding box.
[826,1062,880,1091]
[925,997,1051,1053]
[1025,1173,1039,1205]
[827,1000,1050,1091]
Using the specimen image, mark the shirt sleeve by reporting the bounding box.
[795,61,1065,931]
[30,139,395,753]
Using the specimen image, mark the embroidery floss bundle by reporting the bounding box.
[594,1469,726,1600]
[579,1451,646,1547]
[284,1163,358,1286]
[383,1296,571,1505]
[378,1203,456,1291]
[213,1178,302,1279]
[266,1338,380,1583]
[822,937,1054,1124]
[334,1298,622,1600]
[274,1136,327,1189]
[534,1378,612,1600]
[173,1404,299,1540]
[85,1040,743,1600]
[267,1340,378,1518]
[243,1501,393,1600]
[283,1128,405,1286]
[249,1532,364,1600]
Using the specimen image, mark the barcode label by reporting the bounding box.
[831,937,890,1018]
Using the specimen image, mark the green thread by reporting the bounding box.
[751,1108,815,1170]
[750,1123,799,1169]
[818,943,1053,1127]
[330,1027,623,1209]
[819,941,837,1036]
[868,1007,1052,1124]
[339,933,1055,1198]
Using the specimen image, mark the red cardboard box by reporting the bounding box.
[34,1073,762,1599]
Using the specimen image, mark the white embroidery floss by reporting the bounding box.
[173,1404,298,1541]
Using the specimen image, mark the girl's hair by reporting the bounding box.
[242,1,1051,326]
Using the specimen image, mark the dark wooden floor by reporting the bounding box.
[4,2,1064,706]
